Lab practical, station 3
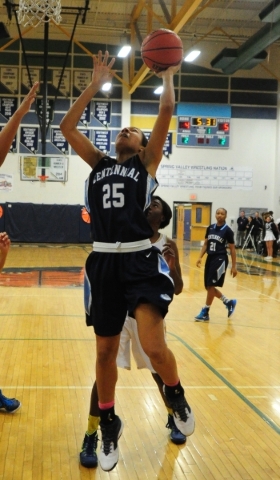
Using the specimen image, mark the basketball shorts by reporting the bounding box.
[204,254,229,288]
[84,246,174,336]
[116,316,167,372]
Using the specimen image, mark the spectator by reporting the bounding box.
[252,211,263,246]
[236,211,248,248]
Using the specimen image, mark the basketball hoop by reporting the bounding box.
[38,175,49,182]
[17,0,62,27]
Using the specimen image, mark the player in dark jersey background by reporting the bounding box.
[195,208,237,322]
[60,51,194,472]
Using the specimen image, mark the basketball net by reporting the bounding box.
[17,0,62,27]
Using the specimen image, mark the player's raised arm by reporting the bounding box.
[141,65,180,177]
[60,51,115,169]
[0,83,38,166]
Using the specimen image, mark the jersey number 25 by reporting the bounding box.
[103,183,125,209]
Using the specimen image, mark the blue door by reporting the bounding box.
[184,209,191,240]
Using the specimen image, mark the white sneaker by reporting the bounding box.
[99,416,124,471]
[163,386,195,436]
[264,256,272,261]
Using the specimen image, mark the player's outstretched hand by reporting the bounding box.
[0,232,11,255]
[18,82,39,116]
[92,50,115,87]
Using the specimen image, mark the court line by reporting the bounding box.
[168,331,280,436]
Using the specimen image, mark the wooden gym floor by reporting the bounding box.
[0,243,279,480]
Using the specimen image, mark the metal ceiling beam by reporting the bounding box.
[129,0,204,94]
[169,0,204,32]
[222,19,280,75]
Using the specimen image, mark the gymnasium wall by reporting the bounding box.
[0,37,279,241]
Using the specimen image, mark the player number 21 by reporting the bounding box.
[209,242,216,251]
[103,183,125,208]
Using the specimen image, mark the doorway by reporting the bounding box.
[174,202,212,242]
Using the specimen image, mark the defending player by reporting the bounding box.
[0,83,38,412]
[195,207,237,321]
[80,196,186,468]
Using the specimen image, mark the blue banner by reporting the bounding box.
[20,127,39,153]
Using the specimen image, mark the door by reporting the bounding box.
[184,209,191,240]
[191,204,211,242]
[176,205,184,240]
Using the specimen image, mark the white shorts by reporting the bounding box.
[264,231,275,241]
[116,316,166,373]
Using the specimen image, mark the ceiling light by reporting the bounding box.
[117,45,131,58]
[102,82,112,92]
[154,86,163,94]
[184,50,201,62]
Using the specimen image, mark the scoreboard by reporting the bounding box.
[177,104,231,149]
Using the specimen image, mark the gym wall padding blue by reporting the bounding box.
[4,203,91,243]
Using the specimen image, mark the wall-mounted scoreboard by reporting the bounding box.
[177,104,231,149]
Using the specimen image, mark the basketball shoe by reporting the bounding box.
[166,414,186,445]
[0,390,21,413]
[225,299,237,318]
[163,387,195,437]
[80,431,98,468]
[99,415,124,471]
[195,307,209,321]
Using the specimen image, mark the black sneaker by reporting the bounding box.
[163,387,195,437]
[99,415,124,471]
[166,414,186,445]
[0,390,21,413]
[80,432,98,468]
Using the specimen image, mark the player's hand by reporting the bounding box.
[162,243,175,269]
[0,232,11,254]
[92,50,115,87]
[156,64,181,78]
[18,82,39,115]
[196,259,202,268]
[231,267,237,278]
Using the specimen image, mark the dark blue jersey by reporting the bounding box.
[205,223,234,255]
[85,154,158,242]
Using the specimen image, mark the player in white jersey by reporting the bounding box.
[0,84,38,413]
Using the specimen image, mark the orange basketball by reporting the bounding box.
[141,29,183,73]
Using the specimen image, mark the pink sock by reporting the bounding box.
[98,400,115,410]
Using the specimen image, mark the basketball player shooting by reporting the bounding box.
[60,50,194,472]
